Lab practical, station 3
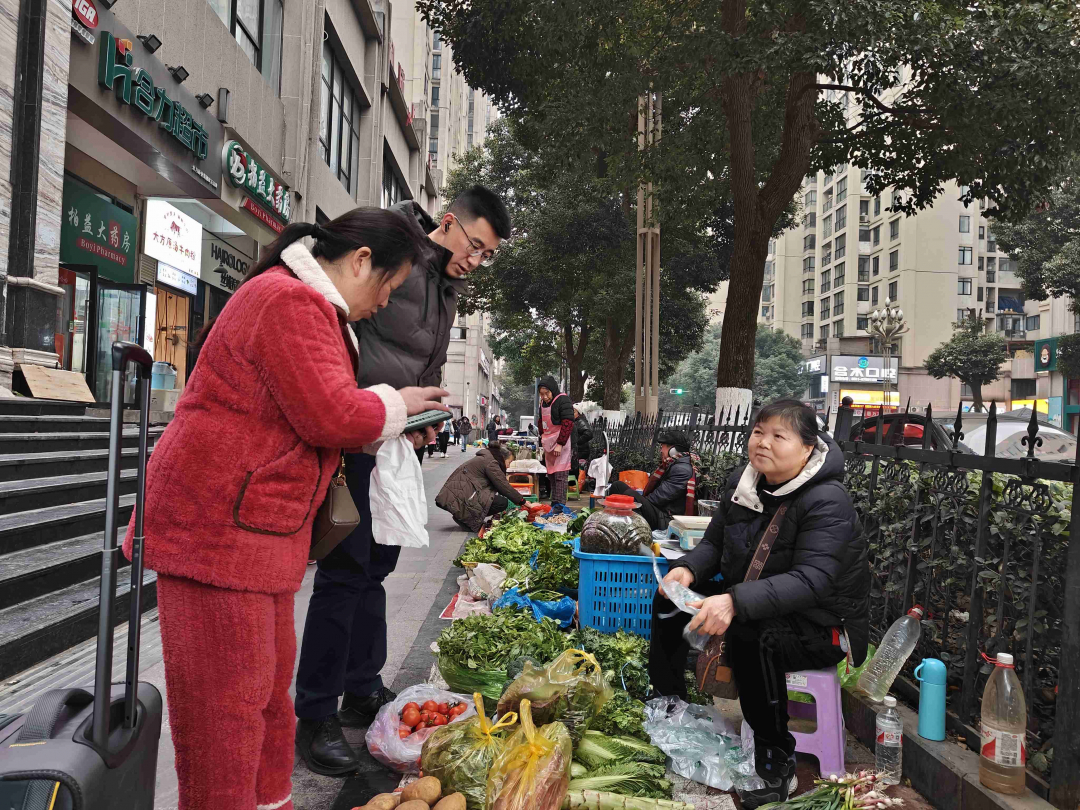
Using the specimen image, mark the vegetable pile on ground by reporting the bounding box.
[454,517,578,592]
[355,775,464,810]
[568,731,671,799]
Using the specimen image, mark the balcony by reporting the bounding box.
[1001,329,1027,339]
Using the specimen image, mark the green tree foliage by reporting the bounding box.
[419,0,1080,400]
[658,324,723,411]
[495,376,537,424]
[445,120,725,406]
[995,164,1080,312]
[925,316,1008,412]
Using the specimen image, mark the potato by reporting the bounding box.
[432,793,466,810]
[400,775,442,805]
[364,794,402,810]
[397,802,431,810]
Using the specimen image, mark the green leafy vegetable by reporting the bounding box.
[567,628,651,700]
[572,730,666,771]
[567,762,671,799]
[568,508,594,535]
[588,690,647,741]
[454,517,578,591]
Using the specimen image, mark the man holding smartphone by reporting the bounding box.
[295,187,511,775]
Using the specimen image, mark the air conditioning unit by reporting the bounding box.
[859,215,870,224]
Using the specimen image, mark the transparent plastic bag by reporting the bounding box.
[421,694,518,810]
[648,549,711,652]
[485,699,572,810]
[642,695,746,791]
[438,653,511,702]
[365,684,477,773]
[496,650,613,741]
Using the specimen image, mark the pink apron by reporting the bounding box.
[541,394,572,472]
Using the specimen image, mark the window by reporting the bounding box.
[824,170,834,186]
[835,233,846,260]
[820,269,831,293]
[212,0,285,88]
[858,256,870,282]
[872,256,880,276]
[834,262,845,287]
[1026,315,1041,331]
[836,177,847,202]
[874,195,881,216]
[820,297,831,319]
[833,290,845,315]
[450,327,467,339]
[987,256,996,273]
[762,284,774,303]
[802,278,815,295]
[804,233,816,251]
[988,233,997,253]
[872,286,879,306]
[822,214,833,238]
[979,225,985,240]
[432,53,442,79]
[958,246,973,265]
[821,242,832,266]
[804,191,817,209]
[889,250,899,272]
[320,42,362,194]
[958,278,973,295]
[978,256,984,272]
[959,215,971,233]
[768,238,777,254]
[957,309,969,324]
[834,319,845,338]
[761,306,770,317]
[802,301,814,317]
[803,211,817,229]
[433,32,442,50]
[802,323,814,339]
[820,324,830,342]
[823,188,834,212]
[858,286,870,301]
[381,155,410,208]
[859,226,871,243]
[978,286,984,302]
[764,260,775,279]
[888,280,898,299]
[835,204,847,230]
[857,315,869,330]
[890,218,900,240]
[872,226,880,246]
[431,85,440,107]
[860,199,869,219]
[803,256,815,273]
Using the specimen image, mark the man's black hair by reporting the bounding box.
[448,185,512,239]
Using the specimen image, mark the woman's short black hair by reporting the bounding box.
[752,399,820,447]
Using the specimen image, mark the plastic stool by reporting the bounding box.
[786,668,845,779]
[567,475,580,500]
[508,473,539,498]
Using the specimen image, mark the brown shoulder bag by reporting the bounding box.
[310,453,360,561]
[695,502,790,699]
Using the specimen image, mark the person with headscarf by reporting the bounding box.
[537,376,575,515]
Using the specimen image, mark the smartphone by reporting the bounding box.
[403,409,452,433]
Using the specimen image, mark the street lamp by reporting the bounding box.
[868,298,908,414]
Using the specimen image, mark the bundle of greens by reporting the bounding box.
[566,628,651,700]
[567,509,594,535]
[438,610,569,700]
[587,691,647,741]
[572,730,666,771]
[454,518,578,592]
[567,763,671,800]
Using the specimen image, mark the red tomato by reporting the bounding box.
[402,707,421,728]
[421,700,439,712]
[437,702,450,715]
[403,702,421,714]
[415,721,427,731]
[432,713,449,726]
[398,727,411,739]
[449,703,468,717]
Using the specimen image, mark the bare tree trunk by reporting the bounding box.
[971,382,985,412]
[601,314,635,410]
[563,320,590,401]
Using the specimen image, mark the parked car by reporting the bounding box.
[845,412,967,452]
[935,409,1078,463]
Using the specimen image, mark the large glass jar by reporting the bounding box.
[579,494,653,555]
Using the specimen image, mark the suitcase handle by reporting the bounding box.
[111,342,153,376]
[16,689,93,743]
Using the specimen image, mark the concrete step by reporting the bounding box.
[0,571,157,682]
[0,447,143,483]
[0,468,138,513]
[0,532,122,611]
[0,495,135,556]
[0,428,162,455]
[0,399,89,417]
[0,414,111,434]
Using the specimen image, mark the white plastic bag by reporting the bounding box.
[588,455,612,495]
[370,434,429,548]
[366,684,478,773]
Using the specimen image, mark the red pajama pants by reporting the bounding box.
[157,574,296,810]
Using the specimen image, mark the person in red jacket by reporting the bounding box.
[123,208,447,810]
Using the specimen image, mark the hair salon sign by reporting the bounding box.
[222,141,291,225]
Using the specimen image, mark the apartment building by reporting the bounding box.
[442,310,501,423]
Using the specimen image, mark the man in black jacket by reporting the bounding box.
[608,428,694,530]
[295,186,511,776]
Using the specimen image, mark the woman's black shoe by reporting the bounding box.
[296,716,358,776]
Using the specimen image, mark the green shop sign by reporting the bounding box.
[223,141,291,223]
[98,32,209,161]
[60,177,139,282]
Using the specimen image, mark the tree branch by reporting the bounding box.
[810,83,938,129]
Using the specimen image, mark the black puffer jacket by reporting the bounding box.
[353,201,466,388]
[671,432,870,664]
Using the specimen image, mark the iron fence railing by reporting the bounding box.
[590,403,1080,808]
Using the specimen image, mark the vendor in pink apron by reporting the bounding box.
[538,375,576,515]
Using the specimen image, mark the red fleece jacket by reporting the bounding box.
[124,253,407,594]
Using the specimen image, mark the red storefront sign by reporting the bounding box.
[242,197,284,234]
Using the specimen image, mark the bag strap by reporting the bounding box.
[742,502,790,583]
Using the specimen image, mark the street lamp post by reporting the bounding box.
[868,298,908,414]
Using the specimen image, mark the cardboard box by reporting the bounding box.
[150,388,180,412]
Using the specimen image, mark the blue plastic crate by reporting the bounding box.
[572,538,668,639]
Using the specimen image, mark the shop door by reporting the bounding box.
[95,284,143,404]
[56,267,91,374]
[155,286,190,388]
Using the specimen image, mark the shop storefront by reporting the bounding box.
[201,231,254,317]
[829,354,900,415]
[1033,337,1072,431]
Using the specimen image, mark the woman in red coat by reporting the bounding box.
[123,208,447,810]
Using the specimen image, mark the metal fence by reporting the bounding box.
[592,404,1080,808]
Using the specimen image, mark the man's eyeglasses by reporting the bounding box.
[451,214,499,267]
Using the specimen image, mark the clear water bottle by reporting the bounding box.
[979,653,1028,795]
[875,696,903,785]
[858,605,925,702]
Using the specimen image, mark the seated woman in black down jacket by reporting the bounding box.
[650,399,869,808]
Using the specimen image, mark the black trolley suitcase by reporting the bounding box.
[0,342,163,809]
